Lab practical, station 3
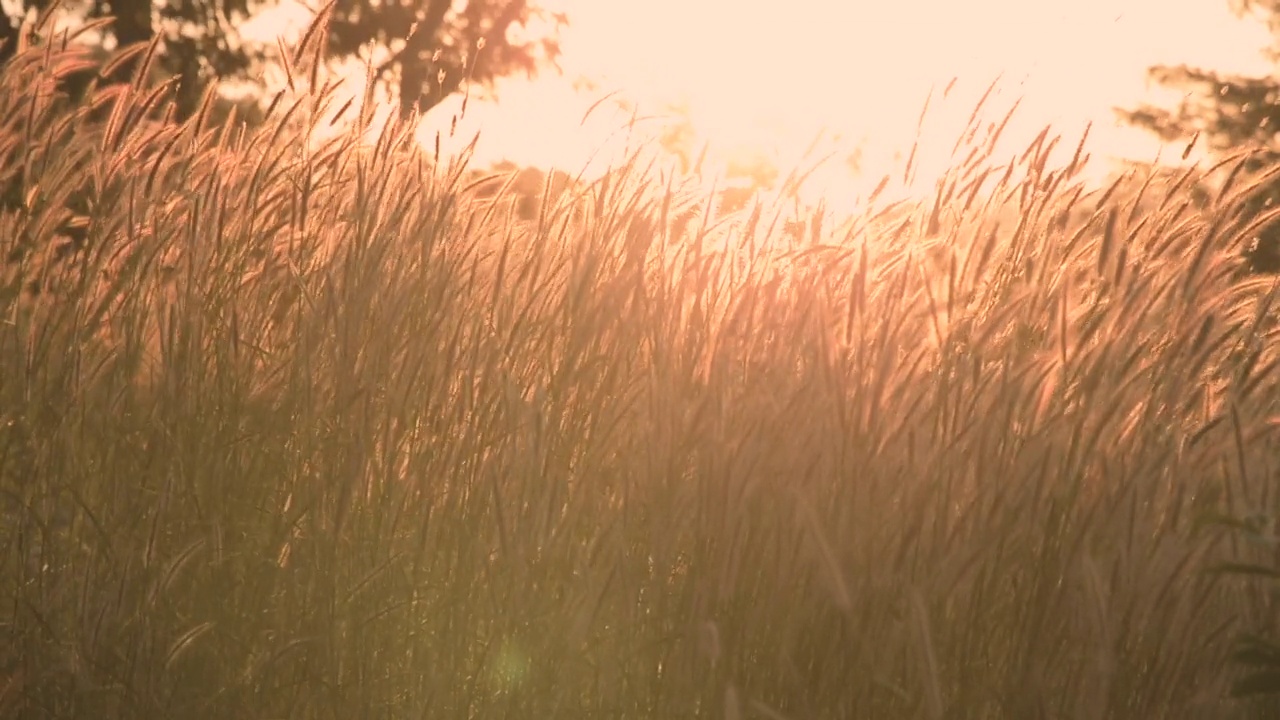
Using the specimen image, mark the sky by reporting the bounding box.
[248,0,1279,206]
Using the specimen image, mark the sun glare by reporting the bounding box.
[246,0,1274,212]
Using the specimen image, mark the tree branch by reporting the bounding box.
[368,0,452,84]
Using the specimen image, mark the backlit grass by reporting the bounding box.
[4,17,1280,720]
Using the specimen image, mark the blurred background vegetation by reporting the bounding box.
[1117,0,1280,272]
[0,0,565,121]
[11,1,1280,717]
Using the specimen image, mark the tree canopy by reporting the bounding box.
[0,0,265,116]
[1117,0,1280,271]
[327,0,566,121]
[0,0,566,122]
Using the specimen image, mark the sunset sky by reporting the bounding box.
[250,0,1278,205]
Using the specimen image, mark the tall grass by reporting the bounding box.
[5,18,1280,720]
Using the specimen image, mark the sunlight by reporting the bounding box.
[514,0,1273,196]
[15,0,1280,712]
[242,0,1275,212]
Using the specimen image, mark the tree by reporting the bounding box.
[1,0,566,124]
[0,0,265,119]
[0,9,19,65]
[1117,0,1280,272]
[149,0,263,116]
[325,0,567,122]
[654,102,784,215]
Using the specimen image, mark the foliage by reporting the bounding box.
[7,17,1280,718]
[1199,510,1280,715]
[0,0,565,122]
[1,0,266,117]
[325,0,566,120]
[461,160,580,220]
[1116,0,1280,273]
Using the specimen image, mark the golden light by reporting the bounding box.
[497,0,1272,195]
[247,0,1275,210]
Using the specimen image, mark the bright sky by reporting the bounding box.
[251,0,1278,205]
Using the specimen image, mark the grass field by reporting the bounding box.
[6,23,1280,720]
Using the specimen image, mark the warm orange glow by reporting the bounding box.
[247,0,1275,208]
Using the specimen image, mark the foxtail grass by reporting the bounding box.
[6,17,1280,720]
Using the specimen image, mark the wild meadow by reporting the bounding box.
[6,19,1280,720]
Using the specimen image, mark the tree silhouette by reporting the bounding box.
[1,0,567,123]
[325,0,566,121]
[1117,0,1280,272]
[0,0,264,119]
[0,11,18,65]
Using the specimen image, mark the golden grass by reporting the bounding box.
[5,16,1280,719]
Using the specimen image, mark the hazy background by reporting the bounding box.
[244,0,1276,207]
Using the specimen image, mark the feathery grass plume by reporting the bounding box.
[5,9,1280,715]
